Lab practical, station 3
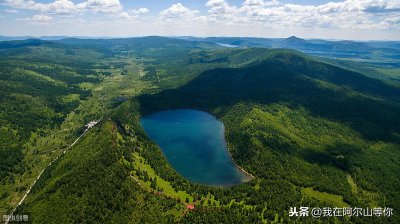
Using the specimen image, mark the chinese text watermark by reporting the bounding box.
[289,207,393,218]
[3,214,29,222]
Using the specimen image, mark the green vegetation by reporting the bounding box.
[0,44,98,212]
[0,39,152,213]
[320,57,400,87]
[302,188,349,208]
[18,121,179,223]
[131,152,193,203]
[1,37,399,223]
[135,47,400,222]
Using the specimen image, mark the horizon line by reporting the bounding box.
[1,35,399,42]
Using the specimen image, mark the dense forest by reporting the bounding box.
[134,48,400,223]
[0,45,97,184]
[1,37,399,223]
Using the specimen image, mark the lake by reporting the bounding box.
[140,109,253,186]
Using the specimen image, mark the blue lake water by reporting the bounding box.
[140,109,252,186]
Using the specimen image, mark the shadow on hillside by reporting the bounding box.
[136,59,400,144]
[302,143,363,171]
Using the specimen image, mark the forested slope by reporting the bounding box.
[137,49,400,223]
[2,38,399,223]
[17,120,179,223]
[0,42,100,185]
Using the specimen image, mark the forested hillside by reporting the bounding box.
[136,49,400,223]
[0,38,154,213]
[0,41,100,186]
[1,37,399,223]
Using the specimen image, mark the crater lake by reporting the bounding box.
[140,109,253,186]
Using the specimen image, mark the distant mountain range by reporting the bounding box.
[3,35,397,67]
[180,36,400,51]
[180,36,400,66]
[2,35,399,50]
[0,36,116,41]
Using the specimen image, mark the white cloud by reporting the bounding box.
[160,3,199,19]
[128,8,149,15]
[32,14,52,22]
[205,0,224,7]
[1,0,36,9]
[1,0,123,15]
[5,9,19,13]
[201,0,400,30]
[381,15,400,29]
[3,0,399,30]
[78,0,123,14]
[24,14,53,23]
[243,0,264,7]
[1,0,399,38]
[242,0,279,7]
[316,0,400,13]
[118,8,149,20]
[40,0,82,15]
[1,0,79,14]
[206,0,236,15]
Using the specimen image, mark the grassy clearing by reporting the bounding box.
[61,94,80,103]
[130,152,256,216]
[131,152,193,203]
[347,175,358,194]
[347,175,380,208]
[302,187,349,207]
[78,82,95,90]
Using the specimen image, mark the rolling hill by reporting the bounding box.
[0,37,399,223]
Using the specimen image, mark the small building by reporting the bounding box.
[85,121,98,129]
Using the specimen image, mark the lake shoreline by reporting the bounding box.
[222,129,256,181]
[141,109,255,186]
[215,115,255,181]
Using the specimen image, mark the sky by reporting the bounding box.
[0,0,399,40]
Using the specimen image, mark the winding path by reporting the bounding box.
[4,120,100,224]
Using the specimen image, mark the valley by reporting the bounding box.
[0,36,399,223]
